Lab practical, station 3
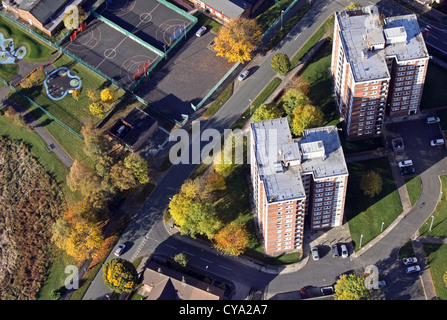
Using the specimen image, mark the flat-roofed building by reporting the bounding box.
[250,118,348,255]
[331,6,429,139]
[189,0,266,22]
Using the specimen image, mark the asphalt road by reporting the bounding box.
[83,0,447,300]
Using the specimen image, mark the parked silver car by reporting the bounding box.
[311,246,319,261]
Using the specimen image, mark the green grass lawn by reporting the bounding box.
[423,244,447,300]
[420,62,447,109]
[290,16,334,68]
[338,131,384,154]
[0,15,54,63]
[37,251,78,300]
[405,176,422,207]
[299,40,337,124]
[255,0,294,33]
[7,53,125,164]
[202,81,234,119]
[346,158,403,251]
[419,175,447,237]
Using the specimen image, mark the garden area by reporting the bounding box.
[345,158,403,252]
[6,53,126,162]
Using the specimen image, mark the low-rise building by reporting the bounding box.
[140,261,225,300]
[189,0,266,22]
[2,0,84,36]
[108,107,158,152]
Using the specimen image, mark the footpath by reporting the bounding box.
[0,54,74,168]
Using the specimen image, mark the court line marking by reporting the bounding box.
[95,3,160,69]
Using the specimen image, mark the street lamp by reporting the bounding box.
[359,234,363,248]
[381,221,384,232]
[429,215,435,231]
[280,10,284,30]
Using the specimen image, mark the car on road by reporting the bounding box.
[406,265,421,274]
[320,286,334,296]
[402,257,418,265]
[114,244,126,256]
[426,116,440,124]
[400,167,415,176]
[340,244,349,258]
[331,244,339,257]
[238,70,250,81]
[397,159,413,168]
[311,246,319,261]
[196,26,207,37]
[430,138,444,147]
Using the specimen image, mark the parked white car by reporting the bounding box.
[426,116,440,124]
[238,70,250,81]
[430,138,444,147]
[406,265,421,274]
[397,160,413,168]
[311,246,319,261]
[402,257,418,265]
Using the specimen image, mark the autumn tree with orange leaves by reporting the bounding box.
[214,222,249,257]
[213,17,262,63]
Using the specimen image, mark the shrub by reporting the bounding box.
[271,53,291,76]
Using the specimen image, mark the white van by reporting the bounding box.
[398,160,413,168]
[426,117,440,124]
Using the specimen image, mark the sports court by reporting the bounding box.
[96,0,194,52]
[62,18,161,89]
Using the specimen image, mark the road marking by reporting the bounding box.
[200,258,213,263]
[294,33,301,41]
[183,251,195,256]
[219,265,232,271]
[430,34,439,40]
[165,244,177,250]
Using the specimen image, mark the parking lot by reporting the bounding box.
[386,117,446,177]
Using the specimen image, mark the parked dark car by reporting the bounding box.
[400,167,415,176]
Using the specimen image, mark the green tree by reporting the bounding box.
[181,201,223,240]
[66,160,101,196]
[334,273,371,300]
[110,161,137,191]
[89,102,105,117]
[252,103,284,121]
[290,104,324,136]
[443,270,447,288]
[103,258,138,294]
[168,179,201,227]
[124,153,151,185]
[359,170,382,198]
[81,124,110,159]
[271,53,291,76]
[174,253,189,267]
[281,88,312,115]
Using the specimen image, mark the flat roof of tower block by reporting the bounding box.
[336,6,429,83]
[251,119,349,203]
[251,118,306,203]
[300,126,349,181]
